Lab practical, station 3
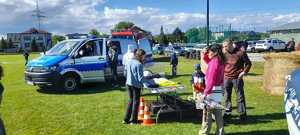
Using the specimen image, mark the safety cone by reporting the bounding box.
[138,97,145,122]
[142,103,154,126]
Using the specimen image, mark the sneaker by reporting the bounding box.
[122,120,130,124]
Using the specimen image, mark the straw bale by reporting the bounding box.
[263,52,300,95]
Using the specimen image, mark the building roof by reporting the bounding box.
[21,28,50,34]
[272,22,300,31]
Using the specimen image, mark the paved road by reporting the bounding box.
[247,53,265,62]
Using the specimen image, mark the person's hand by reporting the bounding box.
[238,71,245,79]
[240,46,246,52]
[197,94,206,102]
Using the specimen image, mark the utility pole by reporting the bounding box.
[32,0,46,30]
[206,0,210,46]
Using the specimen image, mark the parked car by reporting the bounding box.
[153,45,164,55]
[246,41,257,52]
[173,46,184,56]
[255,38,286,52]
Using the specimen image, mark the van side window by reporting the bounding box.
[107,41,122,54]
[79,40,99,57]
[98,40,103,56]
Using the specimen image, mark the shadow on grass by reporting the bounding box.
[37,81,127,95]
[154,110,203,124]
[225,112,285,125]
[153,56,170,62]
[142,91,192,97]
[231,106,255,110]
[228,129,288,135]
[166,74,192,79]
[246,73,263,76]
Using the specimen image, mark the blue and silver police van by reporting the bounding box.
[24,37,153,91]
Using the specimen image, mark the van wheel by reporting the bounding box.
[251,48,255,53]
[62,74,79,92]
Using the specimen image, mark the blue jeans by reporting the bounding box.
[224,78,246,115]
[171,65,177,76]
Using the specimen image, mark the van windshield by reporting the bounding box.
[46,41,80,56]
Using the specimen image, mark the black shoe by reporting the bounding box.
[223,113,231,120]
[130,122,138,125]
[122,120,130,124]
[239,114,247,121]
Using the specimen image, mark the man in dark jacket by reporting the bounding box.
[170,53,178,76]
[23,49,29,65]
[222,39,252,121]
[108,42,119,87]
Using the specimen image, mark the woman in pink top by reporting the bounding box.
[199,44,225,135]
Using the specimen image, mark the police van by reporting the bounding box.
[24,37,153,91]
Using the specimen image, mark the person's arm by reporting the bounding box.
[201,52,210,64]
[190,73,194,85]
[204,59,218,96]
[242,53,252,74]
[137,63,144,84]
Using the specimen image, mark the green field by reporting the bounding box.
[0,54,288,135]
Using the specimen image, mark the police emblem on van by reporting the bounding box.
[285,70,300,134]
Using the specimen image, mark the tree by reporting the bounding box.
[185,28,200,43]
[172,27,185,43]
[30,38,38,52]
[8,38,13,48]
[185,27,212,43]
[89,29,101,37]
[158,26,169,45]
[52,35,65,46]
[0,38,7,49]
[112,21,135,31]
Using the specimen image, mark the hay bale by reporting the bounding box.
[263,52,300,95]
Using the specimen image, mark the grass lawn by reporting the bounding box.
[0,54,288,135]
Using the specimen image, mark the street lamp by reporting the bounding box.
[206,0,210,46]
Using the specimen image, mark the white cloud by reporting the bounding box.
[0,0,300,35]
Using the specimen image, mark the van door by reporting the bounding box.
[138,38,153,67]
[74,40,106,82]
[104,40,124,78]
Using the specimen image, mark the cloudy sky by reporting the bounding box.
[0,0,300,37]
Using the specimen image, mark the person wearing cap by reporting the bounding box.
[170,52,178,76]
[190,64,205,100]
[123,44,136,77]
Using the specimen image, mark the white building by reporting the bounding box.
[7,28,52,51]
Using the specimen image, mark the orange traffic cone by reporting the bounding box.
[142,103,154,126]
[138,97,145,122]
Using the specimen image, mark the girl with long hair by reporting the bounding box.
[199,44,225,135]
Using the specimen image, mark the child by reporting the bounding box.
[170,53,178,76]
[0,65,3,104]
[190,64,205,100]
